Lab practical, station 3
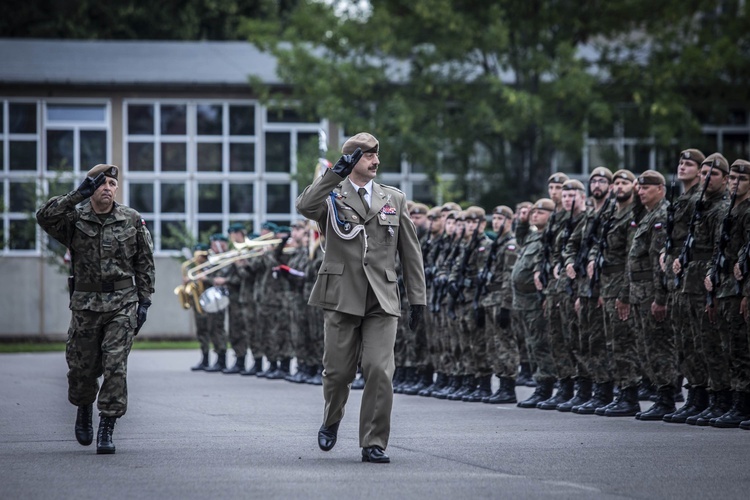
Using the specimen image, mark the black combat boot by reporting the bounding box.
[404,367,434,396]
[487,377,517,404]
[257,360,277,378]
[688,390,733,426]
[267,358,290,380]
[241,357,264,376]
[666,386,708,423]
[448,375,476,401]
[204,352,226,373]
[391,367,405,389]
[556,378,592,412]
[537,378,574,410]
[516,362,535,387]
[432,375,460,399]
[191,351,210,371]
[603,386,640,417]
[286,362,307,383]
[517,379,554,408]
[637,386,676,421]
[74,404,93,446]
[711,392,750,428]
[463,375,492,402]
[395,367,417,393]
[222,355,245,374]
[96,416,117,455]
[573,381,614,415]
[307,365,323,385]
[419,372,447,397]
[637,378,656,401]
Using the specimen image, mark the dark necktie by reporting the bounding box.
[358,187,369,211]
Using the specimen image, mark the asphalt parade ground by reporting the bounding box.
[1,350,748,500]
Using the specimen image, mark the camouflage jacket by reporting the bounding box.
[511,228,543,310]
[628,198,669,305]
[536,210,568,295]
[663,184,699,292]
[36,190,155,312]
[711,197,750,298]
[481,232,519,309]
[589,202,635,301]
[448,234,493,305]
[563,206,599,298]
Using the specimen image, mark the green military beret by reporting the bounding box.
[193,243,210,251]
[87,164,119,180]
[276,226,292,234]
[261,221,279,232]
[637,170,666,186]
[248,232,260,239]
[227,223,246,234]
[342,132,379,155]
[209,233,228,242]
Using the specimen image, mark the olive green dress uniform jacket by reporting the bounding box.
[296,168,426,315]
[36,190,155,311]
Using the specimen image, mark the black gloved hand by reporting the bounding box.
[474,306,486,329]
[134,300,151,336]
[408,304,425,331]
[76,173,106,198]
[331,148,363,178]
[497,307,511,329]
[447,281,460,299]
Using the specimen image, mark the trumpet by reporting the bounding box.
[174,251,208,313]
[186,236,291,281]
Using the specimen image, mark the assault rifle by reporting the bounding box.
[537,210,558,300]
[675,160,716,287]
[558,198,577,296]
[575,192,615,279]
[663,164,679,286]
[737,240,750,295]
[447,225,480,320]
[472,232,505,328]
[707,182,739,306]
[588,192,619,297]
[431,227,465,312]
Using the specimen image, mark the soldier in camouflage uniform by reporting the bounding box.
[660,149,708,423]
[564,167,615,414]
[628,171,678,421]
[304,230,326,385]
[202,234,230,373]
[673,153,731,425]
[36,164,155,455]
[514,199,558,408]
[513,201,535,385]
[587,170,640,417]
[706,159,750,427]
[448,207,494,402]
[480,206,520,404]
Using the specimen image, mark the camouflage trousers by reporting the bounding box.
[671,292,708,388]
[456,302,491,377]
[258,300,292,362]
[602,297,640,389]
[517,307,555,383]
[579,297,610,384]
[486,304,520,378]
[306,303,325,365]
[632,300,677,389]
[438,304,462,375]
[545,292,577,380]
[394,303,412,367]
[695,297,730,392]
[243,300,260,359]
[559,292,589,380]
[718,296,750,392]
[227,298,248,358]
[289,291,315,366]
[66,302,137,418]
[423,304,443,370]
[194,309,227,355]
[512,309,529,365]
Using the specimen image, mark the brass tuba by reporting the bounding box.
[174,251,208,313]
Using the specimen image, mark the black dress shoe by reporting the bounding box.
[318,421,340,452]
[361,446,390,463]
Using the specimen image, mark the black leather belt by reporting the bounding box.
[75,277,135,292]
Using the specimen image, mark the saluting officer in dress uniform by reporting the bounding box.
[296,132,426,464]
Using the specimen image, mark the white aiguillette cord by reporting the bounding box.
[321,192,368,255]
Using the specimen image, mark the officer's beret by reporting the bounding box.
[612,169,636,182]
[680,148,705,165]
[589,166,613,182]
[210,233,228,242]
[227,223,246,234]
[702,153,729,175]
[562,179,586,192]
[730,159,750,175]
[410,202,429,215]
[548,173,569,185]
[87,164,118,180]
[261,221,279,232]
[193,243,210,252]
[493,205,514,219]
[637,170,666,186]
[427,206,442,219]
[342,132,379,155]
[532,198,555,212]
[441,202,462,212]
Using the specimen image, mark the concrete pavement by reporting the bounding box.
[1,350,748,499]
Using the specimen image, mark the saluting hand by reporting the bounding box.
[76,173,106,198]
[331,148,363,178]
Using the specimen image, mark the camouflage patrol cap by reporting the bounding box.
[680,148,705,165]
[493,205,514,219]
[589,166,613,182]
[730,159,750,174]
[210,233,228,242]
[227,223,246,233]
[87,164,118,180]
[342,132,379,155]
[409,202,430,215]
[701,153,729,175]
[427,206,442,219]
[441,202,462,212]
[612,169,636,182]
[532,198,555,212]
[562,179,586,192]
[548,173,569,185]
[637,170,666,186]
